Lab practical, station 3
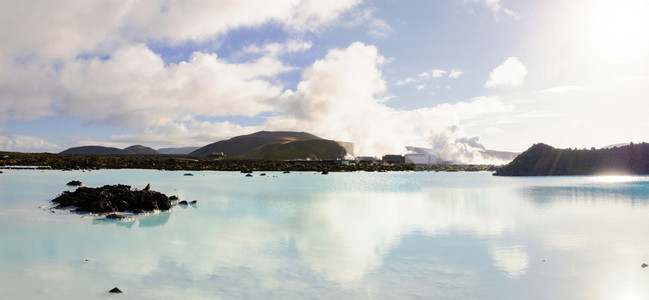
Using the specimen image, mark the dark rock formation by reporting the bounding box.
[184,173,193,176]
[52,184,172,213]
[245,174,253,177]
[189,200,198,205]
[109,287,122,293]
[66,180,82,186]
[169,195,179,201]
[178,200,188,205]
[105,213,131,220]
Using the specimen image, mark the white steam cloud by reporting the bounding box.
[268,42,514,162]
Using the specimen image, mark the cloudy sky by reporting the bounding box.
[1,0,648,161]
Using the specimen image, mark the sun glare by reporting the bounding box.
[591,175,639,183]
[583,0,649,62]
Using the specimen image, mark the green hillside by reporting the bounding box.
[190,131,346,160]
[239,139,346,160]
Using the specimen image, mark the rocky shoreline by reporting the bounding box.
[1,151,497,172]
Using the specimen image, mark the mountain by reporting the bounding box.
[494,142,649,176]
[156,147,200,155]
[189,131,346,160]
[124,145,159,155]
[61,146,129,155]
[60,145,160,155]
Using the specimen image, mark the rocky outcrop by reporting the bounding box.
[52,184,172,213]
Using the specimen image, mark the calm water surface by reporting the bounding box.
[1,170,649,299]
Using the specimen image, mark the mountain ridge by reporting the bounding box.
[60,145,160,155]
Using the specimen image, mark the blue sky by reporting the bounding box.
[1,0,648,162]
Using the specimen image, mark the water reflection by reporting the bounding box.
[490,244,529,278]
[3,171,649,299]
[139,212,171,227]
[91,212,172,228]
[523,180,649,206]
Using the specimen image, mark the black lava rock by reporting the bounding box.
[105,213,129,220]
[52,184,172,213]
[109,287,122,293]
[66,180,82,186]
[184,173,193,176]
[178,200,188,205]
[169,195,179,201]
[189,200,198,205]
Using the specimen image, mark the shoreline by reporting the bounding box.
[0,151,497,173]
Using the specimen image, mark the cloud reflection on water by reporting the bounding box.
[6,171,649,299]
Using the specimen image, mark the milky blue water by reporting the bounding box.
[2,170,649,299]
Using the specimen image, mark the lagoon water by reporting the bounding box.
[2,169,649,299]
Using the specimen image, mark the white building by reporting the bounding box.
[405,146,437,165]
[405,153,437,164]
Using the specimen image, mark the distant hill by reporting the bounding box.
[60,145,160,155]
[494,142,649,176]
[157,147,200,155]
[124,145,159,155]
[190,131,346,160]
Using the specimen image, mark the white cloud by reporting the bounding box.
[0,131,61,153]
[485,57,527,89]
[0,0,360,57]
[58,44,289,128]
[448,70,463,79]
[396,77,417,86]
[465,0,519,21]
[0,60,60,122]
[0,0,362,125]
[240,39,313,57]
[287,0,364,32]
[106,121,261,148]
[418,72,431,79]
[432,69,448,78]
[343,8,394,38]
[367,18,394,39]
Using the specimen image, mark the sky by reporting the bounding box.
[1,0,648,162]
